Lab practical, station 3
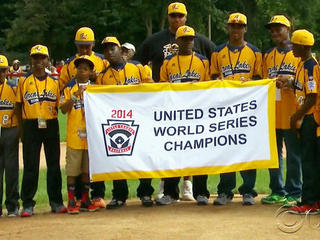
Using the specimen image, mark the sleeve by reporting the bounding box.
[210,51,220,80]
[15,77,24,103]
[304,63,319,94]
[201,59,210,81]
[253,52,263,80]
[58,64,70,90]
[96,73,103,85]
[159,60,169,82]
[63,87,71,102]
[144,65,152,80]
[262,53,269,79]
[138,64,153,83]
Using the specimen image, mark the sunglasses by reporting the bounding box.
[169,13,185,18]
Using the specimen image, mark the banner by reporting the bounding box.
[84,80,277,181]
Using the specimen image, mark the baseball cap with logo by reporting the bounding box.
[30,44,49,57]
[291,29,315,46]
[266,15,291,28]
[101,36,121,47]
[0,55,9,68]
[168,2,187,15]
[228,12,247,25]
[75,27,95,45]
[74,55,95,70]
[175,25,195,39]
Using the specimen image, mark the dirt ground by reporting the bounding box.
[3,144,317,240]
[0,196,319,240]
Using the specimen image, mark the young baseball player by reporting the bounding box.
[157,25,210,206]
[59,26,107,209]
[0,55,19,217]
[210,13,262,206]
[60,55,99,214]
[96,36,153,208]
[261,15,302,206]
[277,29,320,214]
[15,45,66,217]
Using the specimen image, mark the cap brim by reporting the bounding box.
[265,22,289,29]
[30,53,49,57]
[75,41,95,45]
[74,59,94,69]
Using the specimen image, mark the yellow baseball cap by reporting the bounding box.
[266,15,291,28]
[30,44,49,57]
[175,25,195,39]
[0,55,9,68]
[291,29,315,46]
[101,36,121,47]
[74,55,95,70]
[75,27,95,45]
[228,12,247,25]
[168,2,187,15]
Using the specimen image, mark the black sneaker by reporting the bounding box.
[106,198,125,209]
[8,207,19,217]
[141,196,153,207]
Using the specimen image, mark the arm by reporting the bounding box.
[14,102,23,139]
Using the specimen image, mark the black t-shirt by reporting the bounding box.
[135,29,215,82]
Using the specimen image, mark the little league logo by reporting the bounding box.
[102,119,139,156]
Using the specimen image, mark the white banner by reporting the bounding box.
[84,80,277,181]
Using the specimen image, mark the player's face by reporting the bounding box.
[76,62,92,82]
[227,24,247,41]
[292,44,305,58]
[122,48,135,61]
[168,13,187,32]
[270,24,289,45]
[176,36,194,54]
[76,44,93,56]
[31,54,48,72]
[0,68,8,83]
[103,44,122,64]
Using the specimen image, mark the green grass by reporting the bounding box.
[3,168,272,208]
[58,110,67,142]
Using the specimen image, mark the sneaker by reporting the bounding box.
[156,195,178,206]
[196,195,208,206]
[7,207,19,217]
[80,198,99,212]
[181,180,195,201]
[156,180,164,200]
[51,202,67,213]
[92,198,106,208]
[289,202,319,215]
[21,206,34,217]
[261,193,286,204]
[67,199,80,214]
[106,198,125,209]
[243,194,255,205]
[213,193,232,205]
[141,196,153,207]
[282,196,301,208]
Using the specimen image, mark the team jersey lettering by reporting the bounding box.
[24,90,57,105]
[0,99,14,110]
[169,70,201,82]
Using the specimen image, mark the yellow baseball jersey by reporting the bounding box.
[0,79,17,127]
[16,74,60,120]
[63,79,88,149]
[294,57,319,117]
[96,60,153,85]
[263,47,300,129]
[159,52,210,82]
[210,43,262,80]
[59,52,107,90]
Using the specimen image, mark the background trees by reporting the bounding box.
[1,0,319,63]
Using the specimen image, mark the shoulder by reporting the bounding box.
[164,54,176,61]
[128,60,142,66]
[246,43,261,53]
[195,52,208,61]
[264,47,275,55]
[24,72,32,78]
[93,52,104,60]
[304,58,318,72]
[214,43,227,53]
[65,78,77,88]
[65,55,76,64]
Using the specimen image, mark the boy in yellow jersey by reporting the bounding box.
[15,45,66,217]
[211,13,262,206]
[60,55,99,214]
[59,27,107,208]
[97,36,153,208]
[261,15,302,206]
[277,30,320,214]
[157,25,210,206]
[0,55,19,217]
